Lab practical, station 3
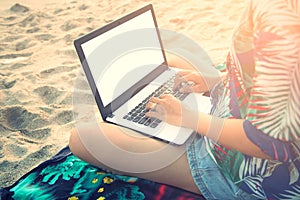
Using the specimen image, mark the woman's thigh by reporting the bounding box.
[69,121,201,194]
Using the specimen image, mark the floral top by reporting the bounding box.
[206,0,300,199]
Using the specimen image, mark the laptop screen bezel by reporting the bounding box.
[74,4,168,120]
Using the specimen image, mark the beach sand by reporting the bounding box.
[0,0,244,187]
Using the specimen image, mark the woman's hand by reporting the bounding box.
[145,94,198,129]
[173,70,209,93]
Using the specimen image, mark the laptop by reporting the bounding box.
[74,4,211,145]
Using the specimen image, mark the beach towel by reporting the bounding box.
[0,146,204,200]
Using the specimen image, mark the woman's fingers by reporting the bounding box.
[179,83,202,93]
[146,109,164,121]
[173,71,202,92]
[146,101,157,110]
[173,72,190,91]
[146,97,164,107]
[145,98,165,120]
[145,94,187,127]
[145,97,165,116]
[145,95,170,117]
[146,94,175,113]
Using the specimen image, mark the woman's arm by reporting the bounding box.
[146,94,272,160]
[193,112,272,159]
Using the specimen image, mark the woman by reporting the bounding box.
[69,0,300,199]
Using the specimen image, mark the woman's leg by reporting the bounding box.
[69,122,201,194]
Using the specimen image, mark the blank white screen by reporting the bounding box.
[81,11,164,107]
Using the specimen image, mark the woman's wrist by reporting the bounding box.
[182,110,217,140]
[181,108,201,131]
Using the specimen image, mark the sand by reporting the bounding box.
[0,0,244,188]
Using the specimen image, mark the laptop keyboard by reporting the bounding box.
[123,76,188,128]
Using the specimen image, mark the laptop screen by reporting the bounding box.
[80,9,165,107]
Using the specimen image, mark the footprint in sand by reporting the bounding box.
[0,91,21,107]
[6,144,28,158]
[10,63,28,70]
[60,20,79,31]
[26,27,40,33]
[0,106,49,132]
[0,53,32,59]
[20,128,51,140]
[79,4,89,11]
[56,48,77,58]
[60,95,73,105]
[0,53,32,65]
[33,86,62,105]
[0,36,27,52]
[63,34,73,45]
[40,65,78,78]
[9,3,29,13]
[34,34,54,41]
[0,79,16,89]
[54,110,74,125]
[18,12,50,28]
[0,4,34,29]
[15,39,35,51]
[1,35,24,43]
[3,16,17,21]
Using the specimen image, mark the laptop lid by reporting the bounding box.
[74,4,168,120]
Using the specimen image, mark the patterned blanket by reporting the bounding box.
[0,147,204,200]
